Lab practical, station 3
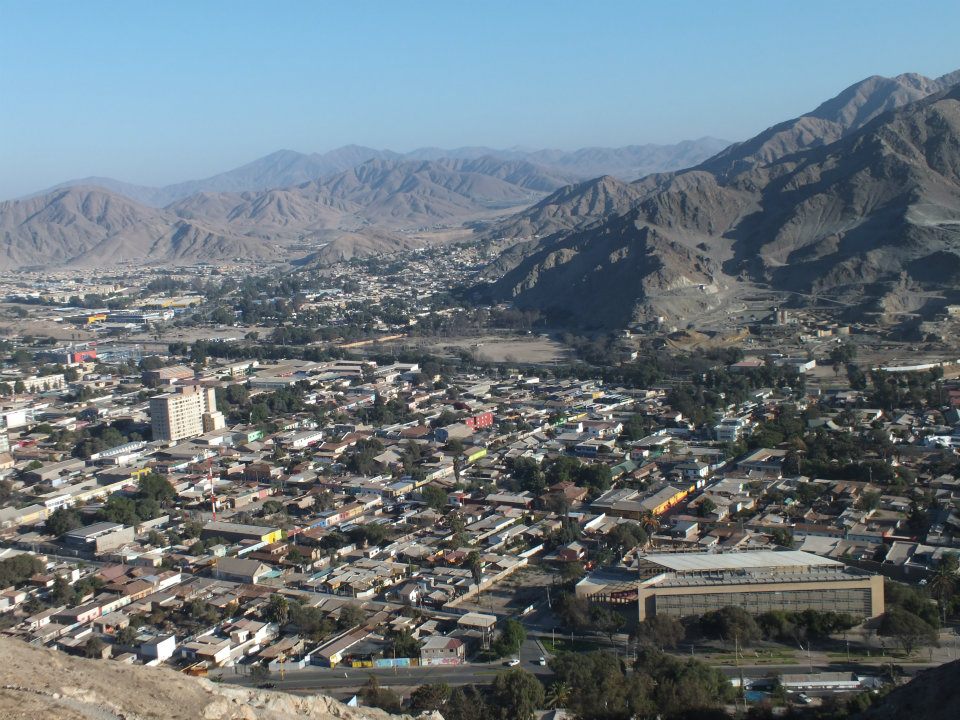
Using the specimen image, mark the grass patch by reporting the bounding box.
[541,638,602,654]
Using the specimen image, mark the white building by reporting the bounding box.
[150,385,224,443]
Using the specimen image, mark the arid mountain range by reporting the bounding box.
[0,141,728,271]
[22,139,730,207]
[478,70,960,329]
[0,157,579,269]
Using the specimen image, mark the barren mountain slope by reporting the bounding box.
[483,69,960,246]
[483,83,960,328]
[0,637,439,720]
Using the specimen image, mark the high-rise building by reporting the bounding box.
[150,385,224,443]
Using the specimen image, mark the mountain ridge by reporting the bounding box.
[481,78,960,329]
[19,139,731,207]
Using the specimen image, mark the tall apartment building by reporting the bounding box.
[150,385,225,443]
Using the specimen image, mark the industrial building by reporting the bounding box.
[576,549,884,621]
[200,520,283,545]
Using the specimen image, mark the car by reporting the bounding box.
[797,693,812,705]
[536,656,547,666]
[504,658,520,666]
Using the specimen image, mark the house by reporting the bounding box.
[420,636,465,666]
[212,557,272,584]
[556,542,586,562]
[140,634,177,663]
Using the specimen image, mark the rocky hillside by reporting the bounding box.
[859,661,960,720]
[482,69,960,246]
[483,81,960,329]
[0,157,572,269]
[701,69,960,177]
[0,188,285,269]
[0,637,438,720]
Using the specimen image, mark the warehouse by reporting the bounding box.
[576,549,884,621]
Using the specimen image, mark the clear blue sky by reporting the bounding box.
[1,0,958,199]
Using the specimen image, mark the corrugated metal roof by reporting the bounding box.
[640,550,841,572]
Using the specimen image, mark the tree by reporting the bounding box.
[84,636,106,658]
[636,614,686,649]
[249,663,271,684]
[387,628,420,658]
[545,681,571,709]
[929,554,959,623]
[0,554,44,587]
[421,484,448,510]
[360,674,401,713]
[115,625,138,647]
[265,594,289,626]
[490,668,544,720]
[338,603,366,630]
[409,683,451,713]
[590,604,626,640]
[696,497,718,517]
[45,507,82,537]
[879,607,938,655]
[770,527,794,548]
[493,618,526,658]
[550,650,654,720]
[699,606,761,646]
[138,473,175,504]
[51,575,75,606]
[445,685,489,720]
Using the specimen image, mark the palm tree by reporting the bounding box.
[546,681,570,709]
[929,554,959,623]
[639,510,659,538]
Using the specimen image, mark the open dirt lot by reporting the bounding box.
[378,334,573,364]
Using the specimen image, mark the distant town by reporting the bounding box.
[1,246,959,718]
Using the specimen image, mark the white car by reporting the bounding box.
[504,658,520,667]
[537,656,547,666]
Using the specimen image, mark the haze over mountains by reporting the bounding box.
[3,67,960,334]
[481,69,960,329]
[24,138,730,208]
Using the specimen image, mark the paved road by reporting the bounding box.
[213,655,941,694]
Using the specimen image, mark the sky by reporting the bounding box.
[1,0,959,199]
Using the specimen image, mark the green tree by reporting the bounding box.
[360,674,401,713]
[138,473,176,504]
[445,684,489,720]
[409,683,451,713]
[421,484,449,510]
[387,628,420,658]
[490,668,544,720]
[545,680,571,709]
[929,554,959,623]
[879,607,938,655]
[338,603,366,630]
[635,614,686,650]
[265,594,289,626]
[699,606,761,646]
[84,636,106,658]
[493,618,526,658]
[45,507,82,536]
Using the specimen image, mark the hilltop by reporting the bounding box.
[0,636,438,720]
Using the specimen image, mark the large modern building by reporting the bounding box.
[576,550,884,621]
[150,385,224,443]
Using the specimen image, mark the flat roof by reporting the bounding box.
[640,550,842,573]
